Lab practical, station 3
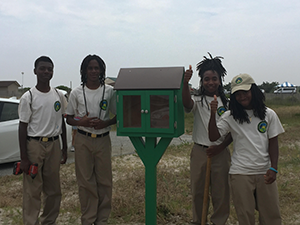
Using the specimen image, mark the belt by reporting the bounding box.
[195,143,209,148]
[77,129,109,138]
[27,136,59,142]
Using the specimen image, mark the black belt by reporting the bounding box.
[78,129,109,138]
[27,136,59,142]
[195,143,209,148]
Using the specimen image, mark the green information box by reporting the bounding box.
[115,67,184,138]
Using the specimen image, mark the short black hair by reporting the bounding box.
[80,54,106,86]
[34,56,54,69]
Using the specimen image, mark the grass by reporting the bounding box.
[1,99,300,224]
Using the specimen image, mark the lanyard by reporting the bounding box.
[82,84,106,118]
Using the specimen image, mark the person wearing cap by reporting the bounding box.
[208,73,284,225]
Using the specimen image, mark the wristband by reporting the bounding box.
[269,167,278,173]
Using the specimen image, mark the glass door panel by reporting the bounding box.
[123,95,141,128]
[150,95,169,128]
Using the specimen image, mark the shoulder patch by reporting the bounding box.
[100,100,108,110]
[54,101,61,112]
[217,106,227,116]
[258,120,268,133]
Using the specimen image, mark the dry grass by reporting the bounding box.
[1,104,300,224]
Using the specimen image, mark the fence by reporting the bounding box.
[265,93,300,101]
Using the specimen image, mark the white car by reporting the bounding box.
[274,87,297,94]
[0,97,72,164]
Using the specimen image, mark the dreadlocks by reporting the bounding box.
[229,84,266,124]
[195,52,228,109]
[80,54,106,86]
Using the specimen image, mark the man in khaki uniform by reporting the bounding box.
[18,56,68,225]
[182,53,232,225]
[66,54,116,225]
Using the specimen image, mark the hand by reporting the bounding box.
[78,114,98,128]
[264,169,277,184]
[20,158,31,174]
[206,145,223,158]
[210,95,218,114]
[184,65,193,83]
[91,118,107,130]
[61,149,67,164]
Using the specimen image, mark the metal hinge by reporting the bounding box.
[174,95,177,103]
[174,121,177,129]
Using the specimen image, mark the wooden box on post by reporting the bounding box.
[114,67,185,138]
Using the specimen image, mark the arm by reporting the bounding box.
[92,115,117,130]
[264,136,279,184]
[92,89,117,130]
[182,65,194,110]
[206,133,232,158]
[18,121,31,173]
[208,95,221,141]
[66,114,97,127]
[60,115,68,164]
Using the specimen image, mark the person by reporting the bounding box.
[182,53,232,225]
[70,116,81,152]
[70,126,76,151]
[209,73,284,225]
[18,56,68,225]
[66,54,117,225]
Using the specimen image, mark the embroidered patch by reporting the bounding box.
[54,101,61,112]
[235,77,243,84]
[100,100,108,110]
[217,106,226,116]
[258,120,268,133]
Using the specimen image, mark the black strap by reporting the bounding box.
[82,84,105,118]
[29,89,33,110]
[99,84,105,118]
[82,85,88,116]
[29,88,61,109]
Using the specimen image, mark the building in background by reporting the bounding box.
[0,81,21,98]
[105,77,117,86]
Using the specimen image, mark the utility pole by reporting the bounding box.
[21,72,24,88]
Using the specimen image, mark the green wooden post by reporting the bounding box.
[114,67,185,224]
[130,136,172,225]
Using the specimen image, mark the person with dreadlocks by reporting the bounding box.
[182,53,232,225]
[209,73,284,225]
[66,54,116,225]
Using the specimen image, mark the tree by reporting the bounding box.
[223,82,231,91]
[258,81,279,93]
[56,85,71,94]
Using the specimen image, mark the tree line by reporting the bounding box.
[224,81,284,93]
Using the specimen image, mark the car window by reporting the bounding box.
[0,102,19,122]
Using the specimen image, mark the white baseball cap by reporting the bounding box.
[231,73,255,94]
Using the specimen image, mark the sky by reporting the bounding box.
[1,0,300,90]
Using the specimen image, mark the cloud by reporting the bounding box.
[1,0,300,88]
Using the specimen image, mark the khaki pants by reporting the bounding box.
[23,138,62,225]
[230,174,281,225]
[190,144,231,225]
[75,132,112,225]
